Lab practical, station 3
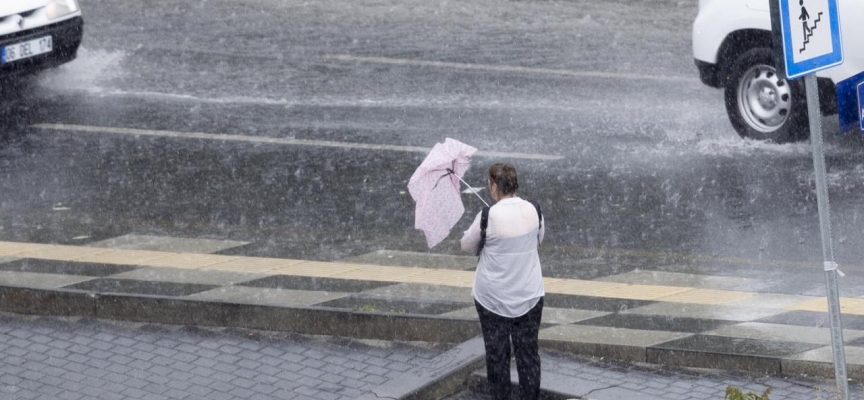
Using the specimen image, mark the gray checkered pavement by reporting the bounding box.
[0,313,447,400]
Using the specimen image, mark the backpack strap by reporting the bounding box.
[476,201,542,256]
[530,201,542,230]
[475,206,490,256]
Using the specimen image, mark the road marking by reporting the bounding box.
[324,54,699,83]
[32,123,564,161]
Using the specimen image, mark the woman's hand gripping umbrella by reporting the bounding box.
[408,138,489,249]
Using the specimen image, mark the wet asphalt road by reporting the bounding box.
[2,0,864,285]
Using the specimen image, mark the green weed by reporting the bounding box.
[725,386,772,400]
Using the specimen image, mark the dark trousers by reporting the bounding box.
[475,297,543,400]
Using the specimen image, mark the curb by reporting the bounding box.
[358,337,486,400]
[465,369,670,400]
[0,285,481,343]
[0,284,853,385]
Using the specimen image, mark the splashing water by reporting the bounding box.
[36,47,126,93]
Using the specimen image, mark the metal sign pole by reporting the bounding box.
[805,74,849,400]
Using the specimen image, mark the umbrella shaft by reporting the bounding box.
[455,175,490,207]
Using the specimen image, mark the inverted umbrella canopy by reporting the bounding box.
[408,138,483,248]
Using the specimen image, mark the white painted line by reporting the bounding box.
[32,123,564,161]
[324,54,699,83]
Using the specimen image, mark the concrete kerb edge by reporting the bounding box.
[0,285,97,317]
[645,346,783,375]
[0,285,481,343]
[540,338,649,363]
[359,337,487,400]
[781,357,864,382]
[0,284,854,384]
[465,371,586,400]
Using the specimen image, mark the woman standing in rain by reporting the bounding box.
[461,162,545,400]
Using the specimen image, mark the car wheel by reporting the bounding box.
[724,47,809,143]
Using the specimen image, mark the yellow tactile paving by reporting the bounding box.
[542,277,565,286]
[785,297,864,315]
[397,269,475,288]
[136,254,239,269]
[328,265,430,282]
[657,289,755,305]
[16,245,114,261]
[202,257,304,273]
[274,261,365,278]
[7,240,864,311]
[0,242,42,257]
[544,279,629,296]
[591,284,694,301]
[73,249,172,265]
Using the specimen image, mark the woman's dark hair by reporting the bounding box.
[488,163,518,196]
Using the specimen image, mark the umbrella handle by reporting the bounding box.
[454,174,490,207]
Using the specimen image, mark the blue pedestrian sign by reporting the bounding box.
[858,81,864,132]
[770,0,843,80]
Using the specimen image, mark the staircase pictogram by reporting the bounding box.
[800,12,824,53]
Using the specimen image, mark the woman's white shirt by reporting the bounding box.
[460,197,545,318]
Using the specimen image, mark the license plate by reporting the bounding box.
[1,36,53,64]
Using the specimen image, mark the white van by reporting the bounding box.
[693,0,863,142]
[0,0,83,84]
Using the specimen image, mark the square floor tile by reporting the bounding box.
[755,310,864,331]
[574,313,736,333]
[186,286,348,307]
[313,295,471,316]
[544,293,655,312]
[360,283,473,303]
[0,259,139,277]
[647,335,823,374]
[0,270,95,289]
[539,324,692,347]
[63,279,218,297]
[621,302,785,322]
[649,334,823,358]
[239,275,394,293]
[703,322,864,345]
[108,267,266,286]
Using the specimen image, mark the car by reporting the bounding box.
[0,0,83,89]
[693,0,863,142]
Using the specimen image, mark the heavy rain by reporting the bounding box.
[0,0,863,399]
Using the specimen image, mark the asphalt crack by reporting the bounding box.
[582,383,621,399]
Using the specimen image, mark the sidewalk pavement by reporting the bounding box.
[0,235,862,397]
[0,313,855,400]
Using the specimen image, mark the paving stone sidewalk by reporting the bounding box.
[1,312,860,400]
[450,350,864,400]
[3,239,864,387]
[0,313,448,400]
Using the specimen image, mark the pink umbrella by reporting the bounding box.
[408,138,489,249]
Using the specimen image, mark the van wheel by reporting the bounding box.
[724,47,809,142]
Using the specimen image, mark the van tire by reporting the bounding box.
[723,47,809,143]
